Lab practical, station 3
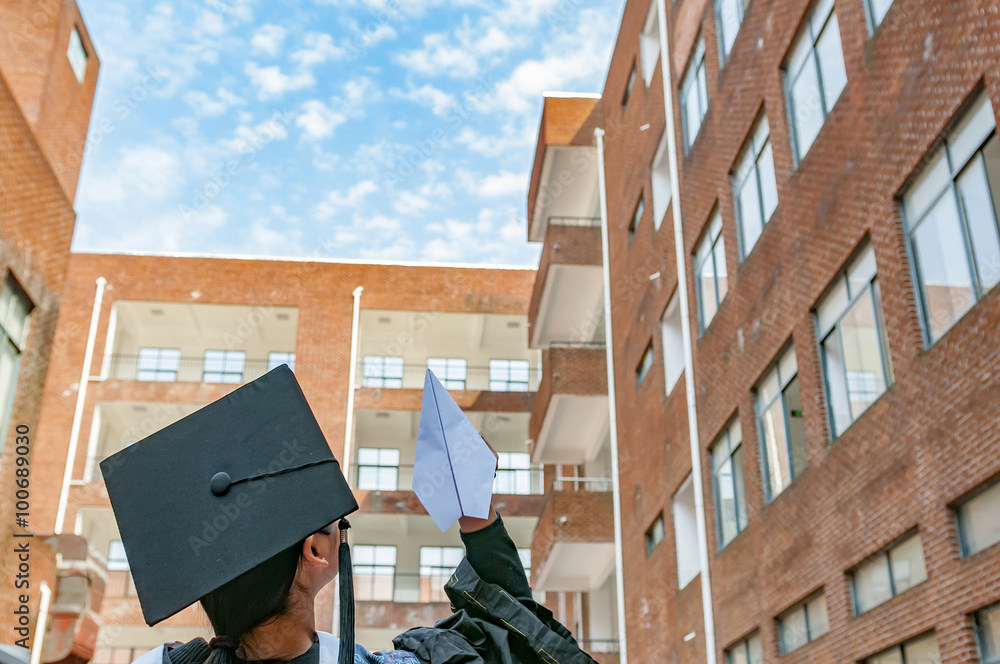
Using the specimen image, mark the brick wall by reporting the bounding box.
[600,0,1000,662]
[529,346,608,446]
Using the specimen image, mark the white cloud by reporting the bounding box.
[390,84,457,117]
[245,62,316,98]
[313,180,380,220]
[183,87,245,116]
[86,145,186,205]
[478,170,527,197]
[251,24,288,56]
[291,32,346,66]
[397,33,479,78]
[296,100,348,140]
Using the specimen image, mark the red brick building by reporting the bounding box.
[529,0,1000,663]
[0,0,99,657]
[31,253,546,657]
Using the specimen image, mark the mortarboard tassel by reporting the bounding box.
[338,519,354,664]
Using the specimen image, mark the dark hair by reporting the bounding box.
[199,537,308,664]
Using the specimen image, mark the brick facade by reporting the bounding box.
[596,0,1000,662]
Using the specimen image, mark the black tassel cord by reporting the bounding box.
[338,519,354,664]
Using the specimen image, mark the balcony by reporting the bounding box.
[580,640,620,664]
[532,478,615,592]
[527,94,603,243]
[105,353,287,384]
[530,343,609,465]
[528,222,606,349]
[349,463,545,495]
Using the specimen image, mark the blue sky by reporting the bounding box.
[71,0,624,265]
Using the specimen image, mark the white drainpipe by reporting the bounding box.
[594,127,629,664]
[29,581,51,664]
[656,1,718,662]
[55,277,106,533]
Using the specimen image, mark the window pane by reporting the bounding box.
[815,15,847,110]
[685,79,702,146]
[732,445,748,532]
[783,377,809,477]
[960,481,1000,556]
[759,143,779,222]
[737,168,764,255]
[903,634,940,664]
[958,150,1000,291]
[780,606,808,653]
[889,534,927,593]
[728,643,749,664]
[979,604,1000,661]
[867,647,904,664]
[718,0,742,56]
[868,0,894,27]
[791,55,824,159]
[716,455,738,545]
[698,248,719,326]
[854,555,892,613]
[839,289,887,419]
[912,189,977,340]
[761,398,792,498]
[714,230,729,302]
[807,594,830,638]
[748,634,762,664]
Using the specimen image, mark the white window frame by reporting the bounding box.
[651,130,673,231]
[356,447,400,491]
[639,1,662,86]
[672,474,700,589]
[353,544,397,601]
[267,351,296,372]
[427,357,468,390]
[660,291,684,395]
[851,532,928,614]
[863,633,941,664]
[489,359,530,392]
[725,632,763,664]
[694,211,728,332]
[712,419,748,548]
[363,355,404,388]
[901,91,1000,346]
[493,452,533,495]
[815,242,893,438]
[784,0,847,163]
[733,114,779,258]
[957,479,1000,557]
[107,541,129,571]
[681,37,709,152]
[203,350,246,384]
[977,603,1000,664]
[136,347,181,382]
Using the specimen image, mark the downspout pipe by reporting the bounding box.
[594,127,629,664]
[656,1,718,662]
[55,277,106,534]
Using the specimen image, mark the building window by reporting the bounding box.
[816,242,892,438]
[353,544,396,601]
[636,342,654,387]
[203,350,246,383]
[363,355,404,388]
[489,359,530,392]
[865,0,895,30]
[267,352,296,372]
[852,533,928,614]
[136,348,181,382]
[778,593,830,654]
[725,632,763,664]
[695,211,729,332]
[863,633,941,664]
[681,37,709,152]
[651,131,672,230]
[93,649,146,664]
[712,419,748,548]
[755,345,807,500]
[517,548,531,577]
[902,91,1000,344]
[733,114,779,258]
[357,448,400,491]
[427,357,468,390]
[107,541,129,571]
[673,474,700,588]
[419,546,463,603]
[0,276,32,449]
[494,452,533,494]
[628,195,645,241]
[645,513,665,555]
[716,0,750,60]
[661,291,684,395]
[640,1,661,85]
[785,0,847,162]
[623,64,637,109]
[957,479,1000,557]
[976,604,1000,664]
[67,27,88,83]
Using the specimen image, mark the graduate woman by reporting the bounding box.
[101,365,596,664]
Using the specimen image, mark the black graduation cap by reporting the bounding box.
[100,365,358,657]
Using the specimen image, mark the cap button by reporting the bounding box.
[210,472,232,496]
